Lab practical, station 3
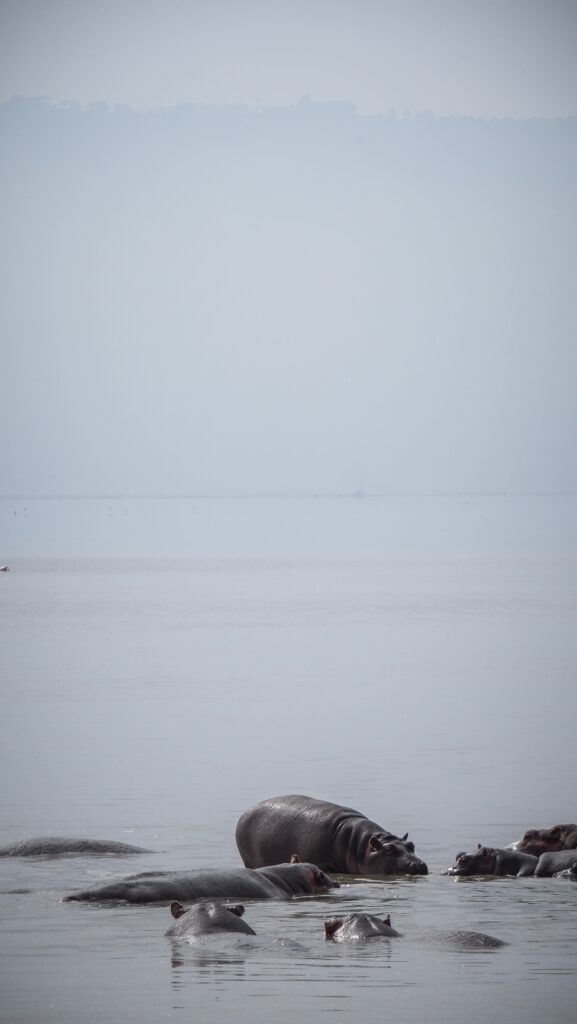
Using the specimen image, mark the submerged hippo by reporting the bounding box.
[64,862,338,903]
[445,845,537,877]
[324,912,506,949]
[535,849,577,877]
[235,795,428,876]
[0,837,150,857]
[554,863,577,880]
[513,824,577,858]
[325,912,400,940]
[166,901,256,940]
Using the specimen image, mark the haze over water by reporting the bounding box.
[2,3,577,1020]
[1,495,576,1022]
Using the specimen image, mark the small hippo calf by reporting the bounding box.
[166,901,256,940]
[445,845,537,877]
[324,912,506,949]
[535,850,577,877]
[0,837,150,857]
[513,824,577,858]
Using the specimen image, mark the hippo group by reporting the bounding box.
[164,902,506,951]
[4,797,575,953]
[444,846,577,879]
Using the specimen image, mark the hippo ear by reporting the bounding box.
[170,901,186,919]
[290,853,301,863]
[325,919,343,939]
[227,905,245,918]
[383,914,391,926]
[477,843,482,849]
[369,835,383,852]
[402,833,409,842]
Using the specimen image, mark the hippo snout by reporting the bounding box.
[406,858,428,875]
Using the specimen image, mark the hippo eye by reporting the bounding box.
[406,841,415,853]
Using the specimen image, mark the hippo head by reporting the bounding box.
[325,912,400,941]
[448,845,497,876]
[265,860,340,896]
[166,900,256,938]
[516,825,572,858]
[366,833,428,876]
[170,901,246,921]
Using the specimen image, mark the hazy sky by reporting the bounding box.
[1,0,577,118]
[1,2,576,499]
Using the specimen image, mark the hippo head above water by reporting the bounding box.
[515,824,577,858]
[447,846,499,876]
[166,901,257,938]
[325,912,400,941]
[362,833,427,876]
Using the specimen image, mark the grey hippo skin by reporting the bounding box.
[0,837,150,857]
[554,863,577,880]
[166,901,256,940]
[64,862,338,903]
[324,913,506,949]
[535,849,577,877]
[235,795,428,875]
[514,824,577,858]
[445,845,537,877]
[325,913,400,940]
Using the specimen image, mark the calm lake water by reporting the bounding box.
[1,496,576,1022]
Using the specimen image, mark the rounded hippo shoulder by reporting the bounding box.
[535,849,577,877]
[235,795,428,876]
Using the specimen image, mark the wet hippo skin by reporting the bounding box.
[236,795,428,875]
[0,837,150,857]
[166,901,257,939]
[64,861,338,903]
[445,845,537,877]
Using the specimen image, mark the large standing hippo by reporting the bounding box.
[324,912,506,949]
[513,824,577,858]
[166,901,256,940]
[444,845,537,877]
[235,795,428,876]
[535,849,577,877]
[0,837,150,857]
[64,861,338,903]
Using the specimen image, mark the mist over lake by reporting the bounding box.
[2,9,577,1017]
[1,495,576,1022]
